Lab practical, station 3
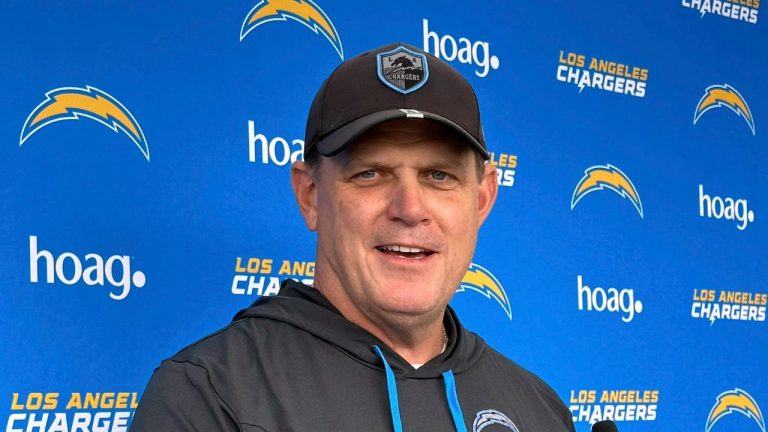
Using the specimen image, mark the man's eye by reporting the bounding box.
[358,170,376,179]
[430,171,448,181]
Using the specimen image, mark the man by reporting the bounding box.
[130,43,575,432]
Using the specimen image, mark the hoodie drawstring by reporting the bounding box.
[442,370,468,432]
[373,345,404,432]
[373,345,467,432]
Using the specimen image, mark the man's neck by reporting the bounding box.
[367,319,447,365]
[314,283,447,365]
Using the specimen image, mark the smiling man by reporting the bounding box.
[292,117,492,367]
[130,43,575,432]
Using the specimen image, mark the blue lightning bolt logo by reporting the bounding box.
[458,263,512,320]
[240,0,343,60]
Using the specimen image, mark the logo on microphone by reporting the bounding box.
[705,389,765,432]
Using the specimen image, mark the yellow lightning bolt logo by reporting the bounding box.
[706,388,765,432]
[240,0,343,60]
[571,164,643,218]
[694,84,755,135]
[19,86,149,161]
[458,263,512,320]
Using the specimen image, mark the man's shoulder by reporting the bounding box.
[478,344,566,403]
[164,313,287,370]
[157,282,335,375]
[132,315,293,431]
[470,344,574,430]
[481,345,542,378]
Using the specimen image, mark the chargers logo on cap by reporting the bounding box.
[571,164,643,218]
[377,46,429,94]
[20,86,149,161]
[706,388,765,432]
[693,84,755,135]
[240,0,343,60]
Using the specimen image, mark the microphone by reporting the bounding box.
[591,420,618,432]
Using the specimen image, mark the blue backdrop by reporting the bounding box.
[1,1,766,431]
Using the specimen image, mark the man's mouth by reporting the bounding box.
[376,244,436,260]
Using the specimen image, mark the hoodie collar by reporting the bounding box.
[232,279,485,378]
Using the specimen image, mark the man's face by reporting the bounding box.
[292,119,497,328]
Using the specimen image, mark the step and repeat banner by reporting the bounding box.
[1,1,765,431]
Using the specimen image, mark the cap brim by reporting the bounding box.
[315,109,490,160]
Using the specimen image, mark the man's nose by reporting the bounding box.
[386,178,430,226]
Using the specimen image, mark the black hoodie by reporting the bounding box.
[130,280,575,431]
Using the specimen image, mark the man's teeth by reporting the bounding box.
[379,245,426,253]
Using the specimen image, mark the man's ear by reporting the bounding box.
[291,161,318,231]
[477,163,498,226]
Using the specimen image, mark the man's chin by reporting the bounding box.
[375,287,447,316]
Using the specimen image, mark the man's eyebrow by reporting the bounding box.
[340,158,393,171]
[342,158,466,172]
[422,156,469,170]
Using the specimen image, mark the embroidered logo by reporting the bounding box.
[473,409,520,432]
[377,46,429,94]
